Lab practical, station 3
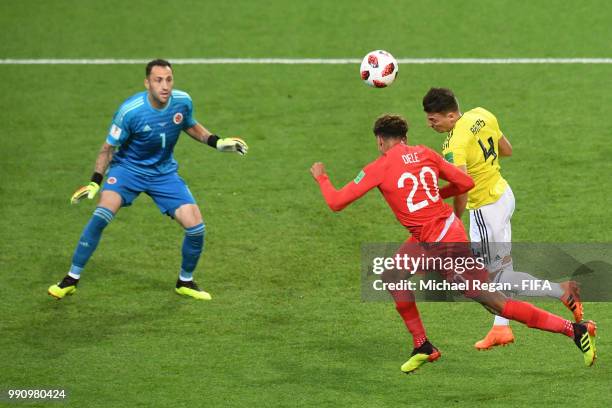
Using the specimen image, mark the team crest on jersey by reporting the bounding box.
[173,112,183,125]
[107,177,117,185]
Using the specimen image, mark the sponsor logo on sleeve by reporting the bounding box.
[354,170,366,184]
[444,152,454,163]
[110,124,122,139]
[173,112,184,125]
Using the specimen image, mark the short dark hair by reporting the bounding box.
[146,59,172,77]
[373,114,409,140]
[422,87,459,113]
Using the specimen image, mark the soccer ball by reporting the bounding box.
[360,50,399,88]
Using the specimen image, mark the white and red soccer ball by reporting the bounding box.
[360,50,399,88]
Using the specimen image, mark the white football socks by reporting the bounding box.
[493,315,510,326]
[497,263,563,298]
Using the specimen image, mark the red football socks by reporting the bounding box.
[501,299,574,337]
[395,301,427,347]
[390,290,428,348]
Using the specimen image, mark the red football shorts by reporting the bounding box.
[392,214,489,298]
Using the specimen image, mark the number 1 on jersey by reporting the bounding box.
[160,132,166,148]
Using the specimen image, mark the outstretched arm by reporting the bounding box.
[311,162,381,212]
[185,124,248,155]
[184,123,215,144]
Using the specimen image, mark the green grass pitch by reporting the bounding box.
[1,1,611,407]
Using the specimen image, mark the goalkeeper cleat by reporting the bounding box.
[560,281,583,322]
[175,279,212,300]
[474,325,515,350]
[573,320,597,367]
[401,341,441,374]
[48,275,78,300]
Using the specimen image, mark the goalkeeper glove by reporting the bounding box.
[71,172,102,204]
[208,135,248,156]
[71,182,100,204]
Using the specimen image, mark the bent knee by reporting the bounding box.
[175,204,203,227]
[99,190,123,213]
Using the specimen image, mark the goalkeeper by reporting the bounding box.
[49,59,248,301]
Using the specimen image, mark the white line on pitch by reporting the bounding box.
[0,58,612,65]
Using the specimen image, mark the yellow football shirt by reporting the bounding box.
[441,107,508,209]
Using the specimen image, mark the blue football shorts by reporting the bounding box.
[102,165,196,217]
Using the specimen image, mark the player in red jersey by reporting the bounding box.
[310,114,597,372]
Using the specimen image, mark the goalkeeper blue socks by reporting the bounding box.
[69,207,114,277]
[180,223,205,281]
[69,213,203,282]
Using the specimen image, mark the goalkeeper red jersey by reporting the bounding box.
[315,143,474,241]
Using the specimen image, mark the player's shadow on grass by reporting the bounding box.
[20,263,199,356]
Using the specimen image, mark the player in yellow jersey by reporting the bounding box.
[422,88,584,349]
